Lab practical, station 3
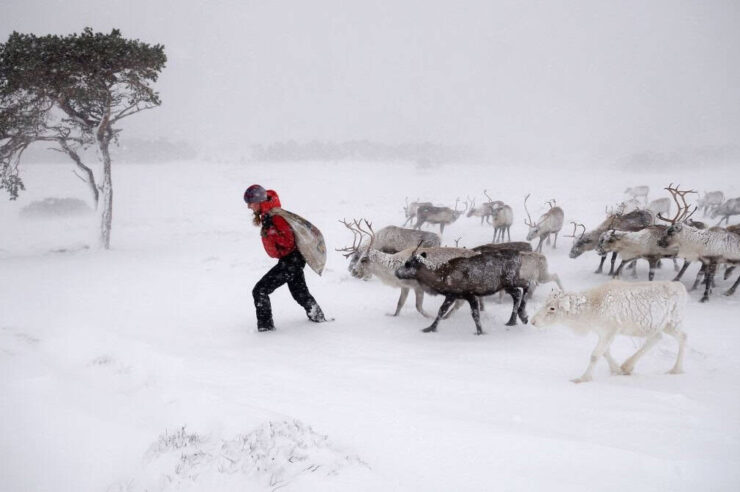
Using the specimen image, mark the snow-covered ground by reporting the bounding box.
[1,159,739,491]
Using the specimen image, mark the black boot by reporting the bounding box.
[307,304,328,323]
[257,322,275,332]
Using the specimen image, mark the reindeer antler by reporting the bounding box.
[545,199,556,209]
[336,218,363,257]
[565,221,579,238]
[523,193,534,226]
[483,189,495,204]
[356,219,377,250]
[657,183,698,225]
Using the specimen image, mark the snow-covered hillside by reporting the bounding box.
[1,160,739,491]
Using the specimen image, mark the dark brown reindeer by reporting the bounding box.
[413,198,468,235]
[524,195,564,253]
[395,245,530,335]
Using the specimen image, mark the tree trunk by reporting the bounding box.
[59,140,99,207]
[97,136,113,249]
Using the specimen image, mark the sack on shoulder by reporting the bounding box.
[269,208,326,275]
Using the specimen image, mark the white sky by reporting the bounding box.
[3,0,740,158]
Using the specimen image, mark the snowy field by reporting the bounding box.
[1,159,740,491]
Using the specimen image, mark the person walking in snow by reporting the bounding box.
[244,184,328,331]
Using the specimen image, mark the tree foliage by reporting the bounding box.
[0,28,166,247]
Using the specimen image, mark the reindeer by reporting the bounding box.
[402,198,433,227]
[532,281,687,383]
[567,210,653,274]
[614,198,643,215]
[338,220,473,317]
[711,197,740,226]
[656,185,740,302]
[625,185,650,205]
[466,194,498,225]
[490,204,514,243]
[414,198,468,235]
[646,197,671,219]
[524,195,564,253]
[395,247,531,334]
[596,226,679,281]
[697,191,724,217]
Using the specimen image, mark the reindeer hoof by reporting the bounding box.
[505,319,517,327]
[667,368,684,375]
[475,331,485,336]
[619,365,633,375]
[519,316,529,324]
[570,377,590,384]
[422,326,437,333]
[724,290,736,297]
[700,296,709,303]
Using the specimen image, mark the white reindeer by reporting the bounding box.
[646,197,671,219]
[697,191,724,217]
[531,281,688,383]
[656,185,740,301]
[524,195,564,253]
[625,185,650,205]
[712,197,740,226]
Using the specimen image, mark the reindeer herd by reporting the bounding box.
[337,184,740,382]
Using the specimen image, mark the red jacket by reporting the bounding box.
[259,190,296,258]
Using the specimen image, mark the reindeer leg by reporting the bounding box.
[621,332,662,375]
[672,258,679,272]
[613,260,626,278]
[466,294,485,335]
[517,285,529,324]
[603,348,623,375]
[389,287,410,316]
[442,299,465,319]
[673,259,690,281]
[595,254,607,274]
[536,237,544,253]
[439,224,445,235]
[629,260,638,278]
[724,272,740,296]
[648,258,657,281]
[505,288,522,326]
[663,323,687,374]
[609,252,618,275]
[545,234,551,246]
[724,266,736,281]
[691,263,706,291]
[552,232,558,249]
[573,331,617,383]
[700,261,717,302]
[478,296,485,311]
[507,226,511,242]
[423,296,455,332]
[413,288,433,318]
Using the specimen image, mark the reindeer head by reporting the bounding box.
[452,197,469,221]
[595,229,624,255]
[395,240,427,280]
[337,218,375,279]
[656,184,697,248]
[565,222,589,258]
[531,290,587,328]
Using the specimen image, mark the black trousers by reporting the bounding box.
[252,250,324,329]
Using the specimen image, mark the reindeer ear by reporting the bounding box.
[420,252,427,258]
